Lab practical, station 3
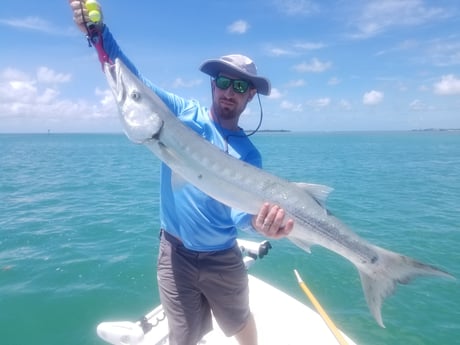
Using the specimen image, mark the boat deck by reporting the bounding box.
[136,274,357,345]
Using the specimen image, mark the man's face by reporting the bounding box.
[211,73,256,124]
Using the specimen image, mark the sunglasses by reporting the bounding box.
[214,76,252,93]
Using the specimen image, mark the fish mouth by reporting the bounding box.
[104,62,117,90]
[104,60,124,101]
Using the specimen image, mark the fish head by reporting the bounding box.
[104,58,164,144]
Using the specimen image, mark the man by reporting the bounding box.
[69,2,293,344]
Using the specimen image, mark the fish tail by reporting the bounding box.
[358,246,454,327]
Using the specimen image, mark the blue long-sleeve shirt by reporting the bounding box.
[101,27,261,251]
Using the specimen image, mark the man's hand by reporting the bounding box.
[253,203,294,239]
[69,0,103,34]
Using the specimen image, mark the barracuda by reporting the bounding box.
[104,58,453,327]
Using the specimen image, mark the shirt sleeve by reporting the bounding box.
[101,25,189,117]
[232,210,257,234]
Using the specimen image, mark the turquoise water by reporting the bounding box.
[1,132,459,345]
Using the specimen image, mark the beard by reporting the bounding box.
[213,97,246,121]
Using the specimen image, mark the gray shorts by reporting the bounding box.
[157,230,250,345]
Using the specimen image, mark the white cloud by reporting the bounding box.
[0,79,37,103]
[265,41,325,57]
[268,88,282,99]
[328,77,341,86]
[409,99,431,111]
[351,0,448,39]
[37,67,71,84]
[293,58,331,73]
[280,100,303,112]
[428,37,460,67]
[1,67,29,81]
[0,16,73,36]
[293,42,325,51]
[433,75,460,95]
[227,20,250,34]
[36,88,59,104]
[267,47,294,57]
[286,79,306,88]
[363,90,384,105]
[96,88,116,108]
[172,77,202,88]
[93,88,117,118]
[307,97,331,110]
[0,16,50,31]
[0,66,114,125]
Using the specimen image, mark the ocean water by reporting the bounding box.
[1,131,459,345]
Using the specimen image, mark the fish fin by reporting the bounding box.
[288,237,313,254]
[294,182,334,208]
[358,246,455,328]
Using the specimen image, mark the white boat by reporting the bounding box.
[96,240,358,345]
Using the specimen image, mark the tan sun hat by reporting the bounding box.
[199,54,271,96]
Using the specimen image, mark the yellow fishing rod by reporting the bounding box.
[294,269,349,345]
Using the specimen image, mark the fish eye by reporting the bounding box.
[131,90,141,101]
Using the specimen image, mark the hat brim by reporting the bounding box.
[200,59,271,96]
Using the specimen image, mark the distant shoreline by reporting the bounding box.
[246,129,291,133]
[411,128,460,132]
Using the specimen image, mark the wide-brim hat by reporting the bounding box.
[199,54,271,96]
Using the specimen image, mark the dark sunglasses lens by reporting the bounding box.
[215,77,231,90]
[215,76,250,93]
[233,80,249,93]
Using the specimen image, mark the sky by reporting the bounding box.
[1,0,459,133]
